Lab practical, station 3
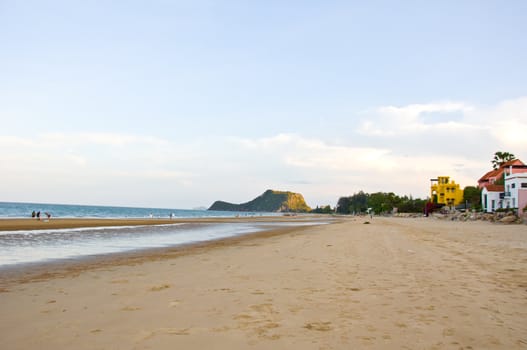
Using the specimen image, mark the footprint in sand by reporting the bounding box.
[304,321,332,331]
[161,327,191,335]
[121,306,141,311]
[442,328,455,336]
[110,279,129,284]
[169,300,181,308]
[250,303,277,314]
[149,284,171,292]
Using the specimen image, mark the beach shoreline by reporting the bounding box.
[0,215,326,232]
[0,222,318,289]
[1,217,526,349]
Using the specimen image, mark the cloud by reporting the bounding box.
[360,98,527,144]
[357,97,527,163]
[483,97,527,148]
[359,101,477,136]
[0,132,196,189]
[232,133,484,203]
[234,133,396,172]
[2,96,526,208]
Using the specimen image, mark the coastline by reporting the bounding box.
[0,215,324,232]
[1,217,526,349]
[0,222,317,288]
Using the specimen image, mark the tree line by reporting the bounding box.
[334,186,482,215]
[336,191,427,215]
[320,152,511,215]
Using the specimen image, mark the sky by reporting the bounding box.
[1,0,527,209]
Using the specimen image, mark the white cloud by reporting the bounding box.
[0,132,201,206]
[234,133,397,172]
[232,133,484,204]
[360,101,479,136]
[481,97,527,148]
[2,97,526,208]
[357,97,527,163]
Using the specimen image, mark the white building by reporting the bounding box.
[481,184,504,213]
[503,171,527,215]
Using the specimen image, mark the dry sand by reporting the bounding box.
[1,217,526,349]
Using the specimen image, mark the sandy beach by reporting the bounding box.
[1,217,526,349]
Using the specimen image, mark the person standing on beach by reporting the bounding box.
[36,211,41,220]
[425,201,434,217]
[32,211,36,218]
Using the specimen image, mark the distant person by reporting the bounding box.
[32,211,36,218]
[36,211,41,220]
[425,201,434,217]
[170,213,173,219]
[45,212,51,220]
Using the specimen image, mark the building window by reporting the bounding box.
[522,183,527,188]
[491,200,495,210]
[511,183,516,189]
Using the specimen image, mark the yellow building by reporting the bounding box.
[430,176,464,206]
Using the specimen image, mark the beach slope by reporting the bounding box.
[1,217,526,349]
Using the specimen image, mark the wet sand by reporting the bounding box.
[0,216,314,232]
[1,217,526,349]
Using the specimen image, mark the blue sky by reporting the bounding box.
[1,1,527,208]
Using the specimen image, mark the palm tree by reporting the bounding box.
[492,151,516,170]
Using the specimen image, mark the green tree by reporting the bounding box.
[337,191,428,215]
[492,151,516,170]
[463,186,481,209]
[337,191,369,214]
[368,192,397,214]
[349,191,369,213]
[336,197,351,214]
[311,205,333,214]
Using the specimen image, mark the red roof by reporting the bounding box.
[485,184,504,192]
[478,159,525,184]
[478,169,500,183]
[502,159,524,167]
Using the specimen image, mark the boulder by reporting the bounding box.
[499,215,518,224]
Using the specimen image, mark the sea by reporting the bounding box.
[0,202,322,268]
[0,201,272,219]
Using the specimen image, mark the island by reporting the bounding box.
[208,189,311,213]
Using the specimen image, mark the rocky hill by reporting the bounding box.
[208,189,311,213]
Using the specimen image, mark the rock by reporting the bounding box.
[482,213,494,221]
[208,189,311,212]
[500,215,518,224]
